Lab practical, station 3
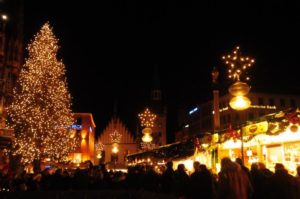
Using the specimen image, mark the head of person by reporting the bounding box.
[275,163,285,172]
[166,161,173,170]
[221,157,238,172]
[193,161,200,171]
[177,164,186,172]
[235,158,243,166]
[297,165,300,177]
[258,162,266,170]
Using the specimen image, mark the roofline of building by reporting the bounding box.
[73,113,96,128]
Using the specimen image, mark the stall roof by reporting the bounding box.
[127,139,195,162]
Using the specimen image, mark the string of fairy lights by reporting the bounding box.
[222,46,255,82]
[110,130,122,143]
[138,108,157,128]
[95,142,104,153]
[7,23,76,164]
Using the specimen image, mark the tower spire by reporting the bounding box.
[151,64,161,101]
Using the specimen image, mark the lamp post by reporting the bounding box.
[222,46,255,164]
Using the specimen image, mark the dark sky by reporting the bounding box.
[23,1,300,142]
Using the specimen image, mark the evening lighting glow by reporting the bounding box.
[222,46,255,81]
[7,23,76,164]
[138,108,156,128]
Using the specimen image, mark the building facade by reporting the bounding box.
[0,0,23,161]
[177,92,300,140]
[68,113,96,165]
[98,116,137,169]
[0,0,23,128]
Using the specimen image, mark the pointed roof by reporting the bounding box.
[99,116,135,144]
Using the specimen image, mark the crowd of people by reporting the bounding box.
[1,157,300,199]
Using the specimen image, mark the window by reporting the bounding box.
[269,98,275,106]
[76,118,82,125]
[248,112,254,120]
[235,114,240,122]
[227,114,231,123]
[101,151,106,163]
[221,115,226,124]
[258,97,264,105]
[290,99,296,107]
[280,99,285,107]
[124,150,129,162]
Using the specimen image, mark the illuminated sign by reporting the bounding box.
[242,121,268,136]
[71,125,82,130]
[189,107,198,115]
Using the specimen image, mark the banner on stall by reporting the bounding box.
[242,121,268,136]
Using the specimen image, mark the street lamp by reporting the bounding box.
[222,46,255,164]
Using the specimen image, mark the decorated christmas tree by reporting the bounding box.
[7,23,76,164]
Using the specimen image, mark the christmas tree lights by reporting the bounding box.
[7,23,76,164]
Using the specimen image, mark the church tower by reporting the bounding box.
[149,65,167,146]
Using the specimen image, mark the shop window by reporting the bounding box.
[280,99,285,107]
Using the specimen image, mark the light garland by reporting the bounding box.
[222,46,255,81]
[7,23,76,164]
[110,130,122,143]
[95,142,104,153]
[138,108,156,128]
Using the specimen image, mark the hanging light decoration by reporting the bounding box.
[112,143,119,154]
[95,142,104,159]
[142,132,153,142]
[229,96,251,111]
[223,46,254,111]
[138,108,157,143]
[110,130,122,144]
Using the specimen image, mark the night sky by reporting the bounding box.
[23,1,300,142]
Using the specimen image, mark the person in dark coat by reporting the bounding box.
[268,163,297,199]
[250,163,268,199]
[217,157,253,199]
[174,164,190,198]
[190,162,216,199]
[160,161,175,194]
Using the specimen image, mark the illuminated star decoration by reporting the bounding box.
[138,108,157,128]
[95,142,104,152]
[222,46,255,82]
[110,130,122,143]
